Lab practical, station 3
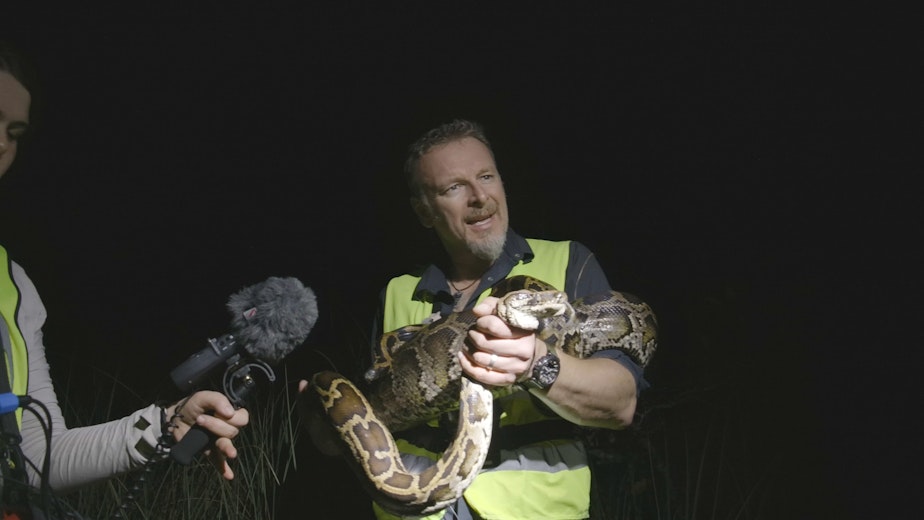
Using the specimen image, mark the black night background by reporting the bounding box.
[1,4,915,519]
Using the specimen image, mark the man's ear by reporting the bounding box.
[411,197,434,228]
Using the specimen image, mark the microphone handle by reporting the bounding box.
[169,362,262,465]
[170,424,214,465]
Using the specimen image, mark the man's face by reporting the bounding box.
[412,137,509,262]
[0,71,31,179]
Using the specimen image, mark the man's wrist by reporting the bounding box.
[519,341,560,391]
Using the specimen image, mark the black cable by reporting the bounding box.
[15,397,89,520]
[110,407,175,520]
[13,395,176,520]
[23,401,54,517]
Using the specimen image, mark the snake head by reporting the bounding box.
[495,290,573,330]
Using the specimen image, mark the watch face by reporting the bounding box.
[533,354,561,388]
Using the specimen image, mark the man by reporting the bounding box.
[366,119,654,519]
[1,41,248,517]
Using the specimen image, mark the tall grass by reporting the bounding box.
[583,370,810,520]
[48,363,302,520]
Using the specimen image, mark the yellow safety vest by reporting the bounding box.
[375,238,591,520]
[0,245,30,429]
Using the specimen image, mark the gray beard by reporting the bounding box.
[468,229,507,262]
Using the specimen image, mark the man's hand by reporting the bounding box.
[165,390,249,479]
[460,295,637,428]
[458,296,547,386]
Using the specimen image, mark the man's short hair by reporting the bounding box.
[404,119,493,197]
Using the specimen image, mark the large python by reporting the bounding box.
[307,275,658,516]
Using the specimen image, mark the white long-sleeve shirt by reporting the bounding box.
[10,260,165,493]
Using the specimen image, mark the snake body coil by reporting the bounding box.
[308,276,658,516]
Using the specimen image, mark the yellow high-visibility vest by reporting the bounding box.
[375,238,591,520]
[1,245,31,429]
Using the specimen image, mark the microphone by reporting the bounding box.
[168,276,318,465]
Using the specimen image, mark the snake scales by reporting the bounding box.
[308,275,658,516]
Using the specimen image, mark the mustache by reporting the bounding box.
[467,203,498,222]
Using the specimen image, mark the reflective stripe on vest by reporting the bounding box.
[375,239,591,519]
[373,440,591,520]
[465,440,591,519]
[0,246,30,429]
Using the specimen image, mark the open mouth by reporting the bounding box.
[467,203,497,226]
[467,213,494,227]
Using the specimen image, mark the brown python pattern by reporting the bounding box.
[308,275,658,516]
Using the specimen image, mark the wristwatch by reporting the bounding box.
[521,349,560,390]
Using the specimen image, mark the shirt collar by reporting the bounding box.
[413,228,534,304]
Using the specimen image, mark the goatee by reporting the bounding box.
[469,228,507,262]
